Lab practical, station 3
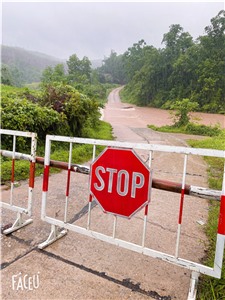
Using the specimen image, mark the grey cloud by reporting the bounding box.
[2,2,224,60]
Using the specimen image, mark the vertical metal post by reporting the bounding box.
[28,133,37,216]
[213,160,225,278]
[175,154,188,258]
[142,150,152,247]
[87,144,96,230]
[10,135,16,205]
[187,271,200,300]
[41,136,51,220]
[113,215,117,238]
[64,142,72,223]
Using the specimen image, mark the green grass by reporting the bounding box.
[148,122,222,137]
[0,121,113,184]
[147,123,225,298]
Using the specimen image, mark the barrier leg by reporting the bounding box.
[187,271,200,300]
[38,224,67,249]
[3,212,33,235]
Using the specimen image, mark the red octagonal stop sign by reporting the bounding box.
[90,147,151,218]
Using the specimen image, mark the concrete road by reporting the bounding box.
[1,88,214,300]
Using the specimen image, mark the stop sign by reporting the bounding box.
[90,147,151,218]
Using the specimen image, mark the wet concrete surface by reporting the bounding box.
[1,87,223,299]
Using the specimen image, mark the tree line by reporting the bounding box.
[2,10,224,118]
[1,53,115,151]
[97,10,225,114]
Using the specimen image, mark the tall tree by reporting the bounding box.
[123,39,148,81]
[194,10,225,111]
[67,54,91,84]
[99,50,126,84]
[1,64,13,85]
[41,64,66,85]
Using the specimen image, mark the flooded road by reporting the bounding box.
[1,87,221,300]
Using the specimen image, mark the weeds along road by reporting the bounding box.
[1,87,219,300]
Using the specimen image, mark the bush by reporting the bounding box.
[1,94,70,152]
[185,123,221,137]
[188,131,225,299]
[0,83,103,151]
[41,83,101,136]
[169,98,199,127]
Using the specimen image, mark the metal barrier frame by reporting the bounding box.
[0,129,37,234]
[38,135,225,299]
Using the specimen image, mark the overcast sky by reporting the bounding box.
[2,1,224,60]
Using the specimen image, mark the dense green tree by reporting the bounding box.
[1,64,13,85]
[122,11,225,113]
[162,24,193,57]
[67,54,91,84]
[123,39,148,81]
[97,50,126,84]
[193,10,225,112]
[122,46,161,105]
[160,24,194,95]
[41,64,66,85]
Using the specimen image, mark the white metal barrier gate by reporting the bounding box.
[38,135,225,300]
[0,129,37,234]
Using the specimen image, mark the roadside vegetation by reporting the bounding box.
[189,134,225,300]
[1,53,116,183]
[146,103,225,298]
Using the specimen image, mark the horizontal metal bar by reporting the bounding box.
[0,150,32,161]
[43,216,217,277]
[36,156,90,174]
[0,129,36,138]
[0,202,29,214]
[46,135,225,158]
[190,186,221,201]
[1,150,221,201]
[3,218,33,235]
[36,157,221,201]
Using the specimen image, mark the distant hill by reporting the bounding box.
[1,45,65,84]
[1,45,103,85]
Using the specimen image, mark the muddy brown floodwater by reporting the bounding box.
[1,87,224,300]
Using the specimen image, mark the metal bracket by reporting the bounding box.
[3,212,33,235]
[187,271,200,300]
[38,224,67,249]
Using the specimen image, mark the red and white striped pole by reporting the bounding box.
[87,144,96,230]
[214,161,225,277]
[10,135,16,206]
[142,150,153,247]
[27,133,37,216]
[64,142,73,223]
[41,136,51,220]
[218,161,225,235]
[175,154,188,258]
